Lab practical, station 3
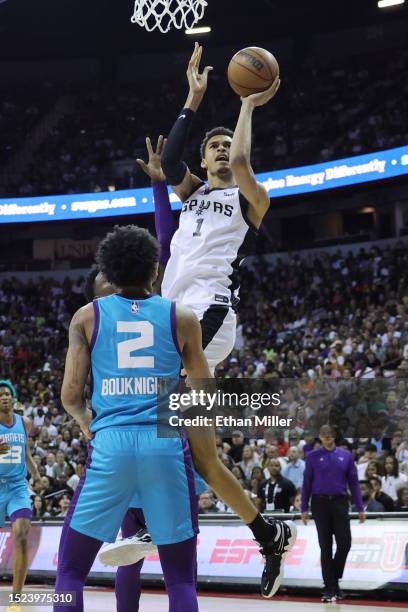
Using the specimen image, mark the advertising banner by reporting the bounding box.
[0,146,407,224]
[1,520,407,588]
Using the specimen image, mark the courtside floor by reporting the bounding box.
[1,588,406,611]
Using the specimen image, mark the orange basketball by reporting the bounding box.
[227,47,279,97]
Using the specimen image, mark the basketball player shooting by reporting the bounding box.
[161,43,295,599]
[105,44,295,599]
[160,41,280,374]
[0,380,40,612]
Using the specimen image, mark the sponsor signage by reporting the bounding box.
[1,146,407,223]
[1,521,407,587]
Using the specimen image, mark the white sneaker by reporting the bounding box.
[98,530,157,567]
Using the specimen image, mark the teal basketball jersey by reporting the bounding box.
[90,294,181,432]
[0,414,27,482]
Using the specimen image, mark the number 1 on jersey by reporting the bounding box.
[193,218,204,237]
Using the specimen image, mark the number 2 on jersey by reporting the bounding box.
[117,321,154,368]
[193,218,204,237]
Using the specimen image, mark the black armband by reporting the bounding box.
[161,108,195,185]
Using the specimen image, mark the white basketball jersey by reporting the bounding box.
[161,183,257,310]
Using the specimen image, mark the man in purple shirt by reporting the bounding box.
[301,425,365,603]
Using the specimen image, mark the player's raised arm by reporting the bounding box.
[137,135,175,291]
[161,42,213,202]
[229,76,280,228]
[61,305,94,439]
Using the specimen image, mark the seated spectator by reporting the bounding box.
[231,465,249,490]
[43,414,58,439]
[381,456,408,501]
[353,480,384,512]
[53,450,69,479]
[249,466,265,497]
[357,443,379,479]
[239,445,260,480]
[395,486,408,511]
[66,463,80,491]
[258,459,296,513]
[361,459,384,481]
[198,492,219,514]
[32,495,47,520]
[368,476,395,511]
[56,493,72,518]
[282,446,305,489]
[227,430,245,463]
[396,436,408,463]
[290,489,302,512]
[59,429,74,455]
[45,452,57,478]
[261,445,287,475]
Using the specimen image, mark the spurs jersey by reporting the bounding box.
[162,183,257,309]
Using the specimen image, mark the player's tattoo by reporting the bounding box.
[69,310,88,348]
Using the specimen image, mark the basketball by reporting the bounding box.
[227,47,279,97]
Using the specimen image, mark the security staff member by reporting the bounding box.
[301,425,365,603]
[259,459,296,513]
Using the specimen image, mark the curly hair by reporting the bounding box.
[200,126,234,160]
[83,264,99,303]
[95,225,159,288]
[0,379,17,399]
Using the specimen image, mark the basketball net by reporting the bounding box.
[131,0,208,33]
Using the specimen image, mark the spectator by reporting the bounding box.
[396,437,408,463]
[198,492,219,514]
[259,459,296,513]
[231,465,249,490]
[249,466,265,497]
[32,495,47,520]
[362,459,384,481]
[53,450,69,479]
[395,486,408,511]
[356,443,379,479]
[381,456,408,501]
[290,490,302,512]
[56,493,72,518]
[239,445,259,480]
[227,431,245,463]
[368,476,395,511]
[261,445,287,474]
[283,446,305,489]
[66,464,80,491]
[353,480,384,512]
[45,453,57,478]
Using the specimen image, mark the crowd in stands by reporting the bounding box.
[2,242,408,517]
[1,46,407,198]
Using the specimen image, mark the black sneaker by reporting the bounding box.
[259,519,297,598]
[335,582,344,600]
[321,589,337,603]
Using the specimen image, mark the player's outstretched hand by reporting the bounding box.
[358,512,366,523]
[301,511,309,525]
[242,74,281,108]
[136,135,166,182]
[187,42,213,98]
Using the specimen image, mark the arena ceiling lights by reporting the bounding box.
[378,0,405,8]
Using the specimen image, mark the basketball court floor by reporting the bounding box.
[1,588,406,611]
